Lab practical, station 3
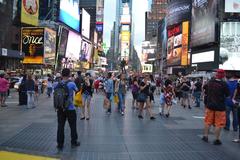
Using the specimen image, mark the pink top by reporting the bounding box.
[0,78,9,92]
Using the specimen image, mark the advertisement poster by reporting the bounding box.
[167,21,189,66]
[158,18,167,59]
[220,22,240,70]
[121,31,130,61]
[57,27,69,57]
[167,24,182,66]
[225,0,240,13]
[81,9,91,39]
[59,0,80,32]
[191,0,217,47]
[96,0,104,25]
[44,28,56,65]
[166,0,191,26]
[21,27,44,64]
[80,41,92,62]
[21,0,39,26]
[66,31,81,61]
[142,64,153,73]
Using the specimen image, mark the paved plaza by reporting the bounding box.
[0,91,240,160]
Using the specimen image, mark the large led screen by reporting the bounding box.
[166,0,191,26]
[21,27,44,64]
[225,0,240,13]
[167,21,189,66]
[81,8,90,39]
[59,0,80,32]
[57,27,69,57]
[44,28,56,65]
[220,22,240,71]
[191,0,217,47]
[66,31,81,61]
[80,40,92,62]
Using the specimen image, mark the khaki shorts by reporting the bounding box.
[204,108,226,128]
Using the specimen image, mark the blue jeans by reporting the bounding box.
[106,93,112,112]
[193,91,201,107]
[226,106,238,130]
[118,93,125,112]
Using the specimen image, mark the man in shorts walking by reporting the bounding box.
[202,69,229,145]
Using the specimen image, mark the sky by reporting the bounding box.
[103,0,149,55]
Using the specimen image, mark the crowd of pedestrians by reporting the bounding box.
[1,68,240,150]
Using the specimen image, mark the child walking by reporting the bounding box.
[159,89,165,116]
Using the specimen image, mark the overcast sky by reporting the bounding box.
[103,0,149,55]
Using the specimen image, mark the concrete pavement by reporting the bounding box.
[0,91,240,160]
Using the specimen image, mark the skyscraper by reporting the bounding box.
[114,0,133,65]
[145,0,167,40]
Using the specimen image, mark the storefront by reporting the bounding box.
[0,48,24,72]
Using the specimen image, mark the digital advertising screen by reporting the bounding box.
[57,27,69,57]
[80,40,92,62]
[81,8,91,39]
[191,0,217,47]
[44,28,56,65]
[66,31,81,61]
[167,21,189,66]
[59,0,80,32]
[166,0,191,26]
[21,27,44,64]
[220,22,240,71]
[158,18,167,59]
[225,0,240,13]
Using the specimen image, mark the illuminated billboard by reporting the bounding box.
[121,31,130,61]
[21,0,39,26]
[21,27,44,64]
[191,0,217,47]
[44,28,56,65]
[219,22,240,71]
[66,31,82,61]
[81,8,91,39]
[167,21,189,66]
[59,0,80,32]
[96,0,104,25]
[80,40,92,63]
[166,0,191,26]
[57,27,69,57]
[225,0,240,13]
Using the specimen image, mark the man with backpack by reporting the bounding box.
[54,68,80,151]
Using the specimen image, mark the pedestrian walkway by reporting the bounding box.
[0,92,240,160]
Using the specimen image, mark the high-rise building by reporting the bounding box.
[145,0,167,41]
[114,0,133,66]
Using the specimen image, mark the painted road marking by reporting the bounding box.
[193,116,205,119]
[0,151,59,160]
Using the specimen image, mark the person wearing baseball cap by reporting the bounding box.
[202,69,230,145]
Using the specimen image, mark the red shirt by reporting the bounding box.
[0,77,9,92]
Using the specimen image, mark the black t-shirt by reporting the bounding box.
[181,81,191,92]
[205,79,229,111]
[194,81,202,92]
[74,76,84,90]
[140,81,150,96]
[82,79,93,96]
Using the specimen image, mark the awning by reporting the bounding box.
[0,48,25,59]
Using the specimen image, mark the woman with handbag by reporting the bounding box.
[137,75,155,120]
